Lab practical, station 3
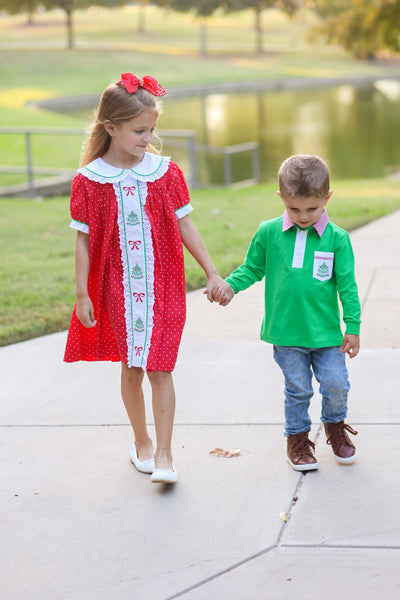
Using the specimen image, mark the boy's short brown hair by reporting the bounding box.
[278,155,330,198]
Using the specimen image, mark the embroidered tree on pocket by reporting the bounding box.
[317,262,330,279]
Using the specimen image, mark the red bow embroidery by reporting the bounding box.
[123,186,136,196]
[132,292,145,303]
[128,240,141,250]
[118,74,166,97]
[135,346,143,356]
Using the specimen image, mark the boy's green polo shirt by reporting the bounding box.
[226,214,361,348]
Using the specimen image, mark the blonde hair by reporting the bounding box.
[80,82,162,167]
[278,155,330,198]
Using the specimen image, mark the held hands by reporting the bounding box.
[212,281,235,306]
[203,275,234,307]
[76,295,97,328]
[340,334,360,358]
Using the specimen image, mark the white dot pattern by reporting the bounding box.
[64,161,191,372]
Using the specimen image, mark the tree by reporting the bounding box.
[155,0,301,56]
[313,0,400,59]
[136,0,149,34]
[154,0,233,57]
[226,1,302,54]
[43,1,128,49]
[42,1,77,49]
[379,0,400,53]
[0,0,127,48]
[0,0,42,24]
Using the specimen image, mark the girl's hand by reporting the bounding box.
[76,296,97,328]
[340,334,360,358]
[206,282,234,306]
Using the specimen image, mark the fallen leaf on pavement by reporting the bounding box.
[279,512,290,522]
[209,447,241,458]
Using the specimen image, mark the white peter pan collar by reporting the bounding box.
[79,153,170,184]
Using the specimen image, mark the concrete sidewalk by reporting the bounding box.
[1,211,400,600]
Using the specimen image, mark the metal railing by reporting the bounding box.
[196,141,260,187]
[0,127,259,197]
[0,127,82,197]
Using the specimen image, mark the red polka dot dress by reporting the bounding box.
[64,153,193,371]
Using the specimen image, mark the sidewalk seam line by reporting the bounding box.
[163,432,317,600]
[281,543,400,550]
[162,544,277,600]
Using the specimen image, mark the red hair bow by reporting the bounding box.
[118,73,166,97]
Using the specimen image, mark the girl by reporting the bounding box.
[64,73,223,484]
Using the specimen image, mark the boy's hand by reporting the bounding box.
[76,296,97,328]
[203,274,226,302]
[212,282,235,306]
[340,334,360,358]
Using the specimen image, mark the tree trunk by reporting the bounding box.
[254,5,263,54]
[137,1,146,33]
[66,8,74,49]
[199,17,207,58]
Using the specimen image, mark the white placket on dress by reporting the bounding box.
[115,173,155,369]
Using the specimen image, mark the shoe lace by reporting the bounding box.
[291,433,316,457]
[326,423,358,447]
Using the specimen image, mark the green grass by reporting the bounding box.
[0,6,329,56]
[0,6,398,187]
[0,195,73,345]
[2,179,400,346]
[1,6,400,345]
[0,6,393,96]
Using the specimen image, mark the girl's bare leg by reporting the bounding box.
[121,364,154,461]
[147,371,176,470]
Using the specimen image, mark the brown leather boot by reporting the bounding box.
[287,432,318,471]
[324,421,358,464]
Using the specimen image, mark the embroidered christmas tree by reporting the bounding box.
[134,317,145,333]
[318,262,330,278]
[131,264,143,279]
[127,210,139,226]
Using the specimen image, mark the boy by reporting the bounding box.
[213,155,360,471]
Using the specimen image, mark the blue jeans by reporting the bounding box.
[273,345,350,437]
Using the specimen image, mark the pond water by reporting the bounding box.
[158,79,400,185]
[70,79,400,186]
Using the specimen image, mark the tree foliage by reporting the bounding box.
[313,0,400,59]
[154,0,228,17]
[0,0,41,23]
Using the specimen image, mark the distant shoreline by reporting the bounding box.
[30,71,400,111]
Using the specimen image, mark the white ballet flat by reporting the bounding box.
[129,443,155,474]
[151,463,178,484]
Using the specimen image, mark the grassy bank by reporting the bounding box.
[1,178,400,347]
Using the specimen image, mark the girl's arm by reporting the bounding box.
[75,231,96,328]
[178,215,224,302]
